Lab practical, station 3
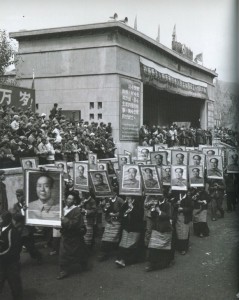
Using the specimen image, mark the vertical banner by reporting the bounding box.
[119,77,141,141]
[207,102,214,129]
[0,84,35,111]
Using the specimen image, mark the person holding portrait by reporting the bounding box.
[28,175,60,220]
[57,192,88,280]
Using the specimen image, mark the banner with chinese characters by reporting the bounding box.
[140,57,208,99]
[0,84,35,111]
[119,77,141,141]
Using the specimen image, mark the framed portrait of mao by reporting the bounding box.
[25,169,63,227]
[89,170,113,197]
[73,162,89,192]
[139,165,162,195]
[119,164,142,196]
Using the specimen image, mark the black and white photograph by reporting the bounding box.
[188,152,205,168]
[0,0,238,299]
[120,164,142,195]
[171,165,188,191]
[188,165,205,187]
[161,165,171,186]
[73,162,89,191]
[88,153,98,170]
[25,170,63,227]
[55,160,68,173]
[89,170,112,197]
[206,155,224,179]
[137,146,153,160]
[21,157,38,170]
[150,151,168,166]
[171,150,188,166]
[139,165,162,195]
[118,154,131,169]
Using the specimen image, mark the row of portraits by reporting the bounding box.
[23,164,206,227]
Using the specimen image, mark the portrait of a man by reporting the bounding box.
[55,161,67,173]
[89,171,112,196]
[137,146,153,160]
[142,168,159,189]
[150,152,167,166]
[89,154,97,170]
[227,153,239,173]
[162,166,171,186]
[118,155,130,168]
[73,162,89,191]
[207,156,223,178]
[26,170,62,227]
[189,154,204,167]
[171,166,187,190]
[189,166,204,187]
[21,157,38,170]
[172,151,188,166]
[75,164,88,185]
[123,167,140,189]
[98,163,106,171]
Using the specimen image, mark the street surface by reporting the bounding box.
[2,207,238,300]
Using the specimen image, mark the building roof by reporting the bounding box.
[10,21,217,78]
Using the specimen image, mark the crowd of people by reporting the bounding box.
[0,103,238,300]
[139,123,239,148]
[0,103,115,169]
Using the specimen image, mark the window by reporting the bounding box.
[98,102,102,109]
[90,102,94,109]
[89,114,94,120]
[98,113,102,120]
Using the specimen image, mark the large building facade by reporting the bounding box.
[10,22,217,153]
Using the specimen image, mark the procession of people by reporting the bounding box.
[0,104,238,300]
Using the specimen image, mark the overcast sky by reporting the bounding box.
[1,0,237,82]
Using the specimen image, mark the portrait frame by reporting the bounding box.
[73,162,89,192]
[226,149,239,173]
[139,165,162,195]
[21,157,39,170]
[171,165,188,191]
[55,160,68,173]
[206,155,224,179]
[118,154,131,168]
[150,151,168,166]
[97,162,108,171]
[89,170,113,197]
[171,150,188,166]
[137,146,154,160]
[188,152,205,168]
[188,165,205,187]
[161,165,171,186]
[25,169,63,227]
[119,164,142,196]
[88,153,98,170]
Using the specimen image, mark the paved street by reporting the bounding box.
[2,208,238,300]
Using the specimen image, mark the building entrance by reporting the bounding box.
[143,84,205,128]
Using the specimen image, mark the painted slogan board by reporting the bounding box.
[119,77,141,141]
